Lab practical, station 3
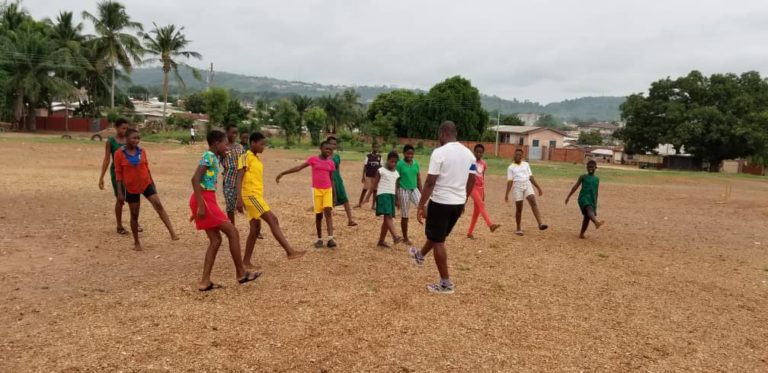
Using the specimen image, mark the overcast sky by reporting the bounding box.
[20,0,768,103]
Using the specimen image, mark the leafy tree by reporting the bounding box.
[367,89,419,137]
[619,70,768,171]
[371,112,396,143]
[409,76,489,140]
[142,23,202,119]
[184,92,206,113]
[290,94,313,126]
[577,130,603,145]
[82,0,143,108]
[317,94,343,133]
[273,99,300,145]
[224,98,248,126]
[536,113,561,128]
[501,114,524,126]
[305,106,327,146]
[203,87,229,130]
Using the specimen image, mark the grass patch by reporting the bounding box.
[597,252,609,258]
[139,130,189,144]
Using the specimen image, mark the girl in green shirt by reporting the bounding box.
[565,160,604,238]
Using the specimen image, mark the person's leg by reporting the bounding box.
[243,218,259,270]
[467,190,481,237]
[260,211,305,258]
[254,219,263,239]
[343,202,357,226]
[401,217,410,244]
[585,206,604,229]
[129,201,141,250]
[377,217,389,247]
[371,189,377,210]
[323,207,334,237]
[433,242,449,281]
[580,215,590,239]
[146,193,179,240]
[315,213,323,239]
[385,215,401,242]
[526,194,547,229]
[356,188,367,208]
[198,228,222,290]
[515,200,524,234]
[219,221,253,280]
[115,198,126,233]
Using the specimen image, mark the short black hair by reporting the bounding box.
[125,128,139,137]
[249,132,265,143]
[474,143,485,151]
[225,124,238,132]
[326,136,338,142]
[207,129,226,146]
[587,160,597,166]
[387,151,399,160]
[115,118,128,127]
[320,140,331,148]
[403,144,415,152]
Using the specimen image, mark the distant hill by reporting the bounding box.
[126,67,625,121]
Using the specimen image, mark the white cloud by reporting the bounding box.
[21,0,768,103]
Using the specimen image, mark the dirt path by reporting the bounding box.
[1,136,767,371]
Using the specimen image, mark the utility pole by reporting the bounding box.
[494,110,501,157]
[206,63,214,91]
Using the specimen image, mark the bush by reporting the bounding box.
[480,129,497,142]
[416,140,424,150]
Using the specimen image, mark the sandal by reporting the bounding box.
[117,227,129,235]
[238,271,262,284]
[198,282,223,292]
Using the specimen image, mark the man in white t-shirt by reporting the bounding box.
[409,121,477,294]
[504,148,548,235]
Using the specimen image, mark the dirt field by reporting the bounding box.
[1,134,768,371]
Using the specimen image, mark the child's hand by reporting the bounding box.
[417,206,426,224]
[565,197,570,205]
[275,175,282,184]
[98,178,105,190]
[197,205,206,219]
[537,187,544,197]
[236,199,244,213]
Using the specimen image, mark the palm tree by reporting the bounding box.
[46,11,91,133]
[82,0,143,108]
[142,23,202,120]
[290,95,313,141]
[0,23,74,130]
[317,94,343,133]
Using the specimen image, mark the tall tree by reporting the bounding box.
[367,89,419,137]
[290,94,313,131]
[305,106,327,146]
[46,11,91,133]
[273,99,300,145]
[142,23,202,119]
[317,94,343,133]
[203,87,228,130]
[410,76,489,140]
[82,0,143,108]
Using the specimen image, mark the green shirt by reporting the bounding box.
[578,174,599,213]
[396,159,420,190]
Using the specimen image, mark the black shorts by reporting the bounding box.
[425,200,464,243]
[126,183,157,203]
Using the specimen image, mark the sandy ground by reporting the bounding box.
[1,134,768,372]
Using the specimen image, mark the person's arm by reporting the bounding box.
[465,173,476,201]
[275,162,309,183]
[565,175,583,205]
[530,175,543,196]
[505,180,514,203]
[331,170,337,204]
[416,164,423,192]
[236,168,246,213]
[361,161,367,183]
[395,177,401,209]
[98,141,111,190]
[191,164,207,218]
[416,174,438,224]
[114,152,125,203]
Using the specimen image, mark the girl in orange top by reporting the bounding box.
[114,128,179,250]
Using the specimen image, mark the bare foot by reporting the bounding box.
[348,221,358,227]
[404,239,413,246]
[394,237,404,245]
[595,221,604,229]
[377,241,391,248]
[579,235,586,239]
[171,234,180,241]
[133,244,143,251]
[287,250,306,260]
[244,262,258,271]
[490,224,501,233]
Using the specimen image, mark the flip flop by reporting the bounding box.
[238,271,262,284]
[198,282,223,292]
[138,226,144,233]
[539,224,549,231]
[257,234,265,240]
[117,227,128,235]
[377,242,391,249]
[515,230,524,236]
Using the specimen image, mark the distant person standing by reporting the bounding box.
[396,144,422,245]
[326,136,358,227]
[189,126,197,145]
[356,142,381,209]
[409,121,477,294]
[98,118,133,235]
[504,148,548,236]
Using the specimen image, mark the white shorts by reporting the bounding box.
[397,188,421,218]
[513,182,535,202]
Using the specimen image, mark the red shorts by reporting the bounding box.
[189,191,229,230]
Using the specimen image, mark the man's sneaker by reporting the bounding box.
[314,239,324,249]
[427,283,454,294]
[327,239,337,248]
[409,247,424,267]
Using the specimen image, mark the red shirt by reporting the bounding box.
[114,147,153,193]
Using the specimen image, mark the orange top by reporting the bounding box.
[114,147,153,194]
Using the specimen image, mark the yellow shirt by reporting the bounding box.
[237,150,264,197]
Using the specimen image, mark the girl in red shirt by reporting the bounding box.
[467,144,501,239]
[115,128,179,250]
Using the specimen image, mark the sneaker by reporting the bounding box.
[427,283,454,294]
[409,247,424,267]
[314,239,324,249]
[327,239,337,248]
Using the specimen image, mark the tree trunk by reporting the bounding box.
[13,89,24,130]
[27,105,37,131]
[111,66,116,108]
[162,69,169,131]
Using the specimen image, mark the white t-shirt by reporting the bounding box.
[507,161,532,185]
[427,142,477,205]
[377,168,399,195]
